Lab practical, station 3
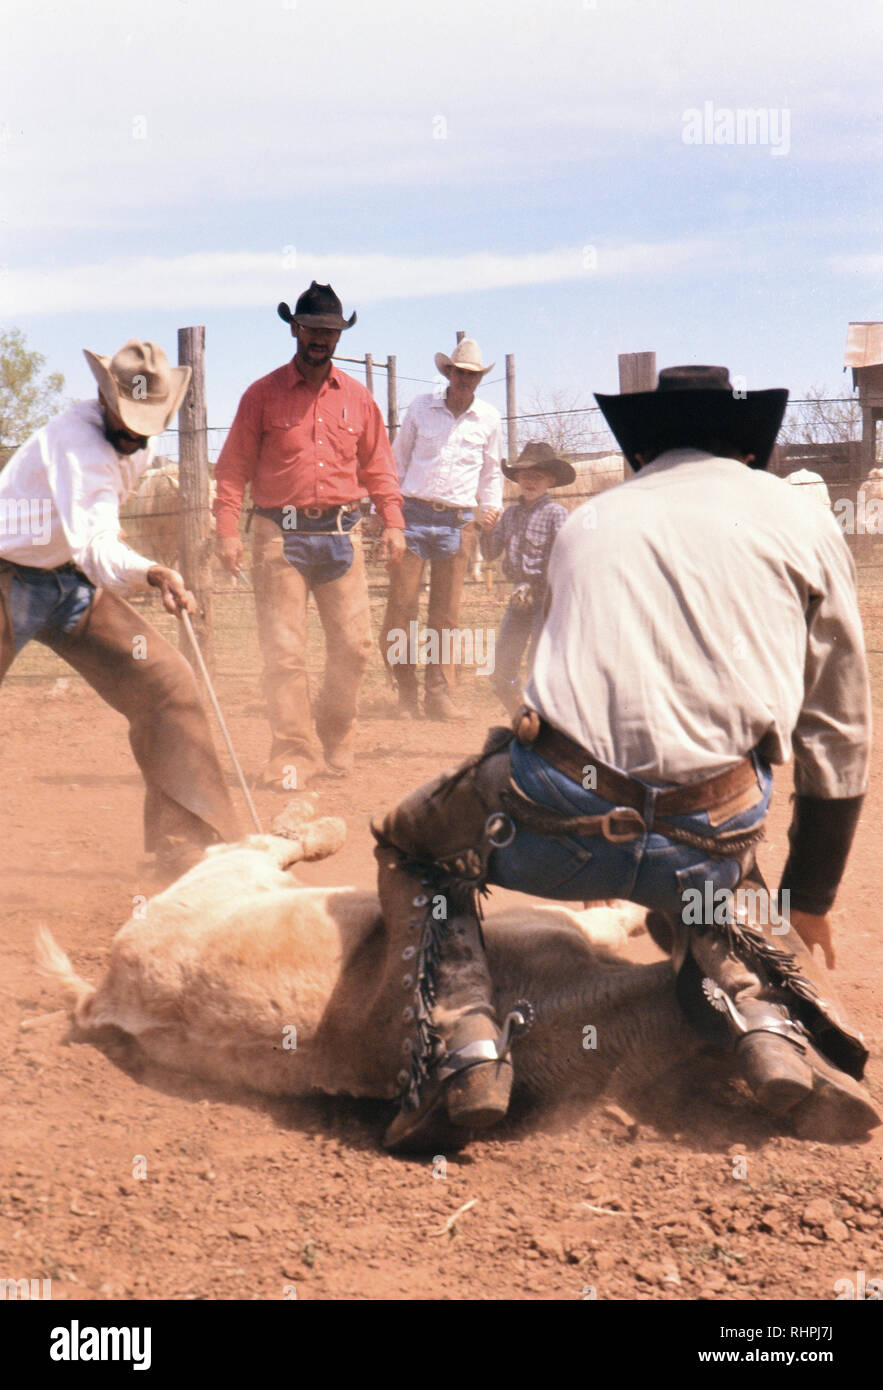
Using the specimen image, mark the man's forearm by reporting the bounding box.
[778,794,864,915]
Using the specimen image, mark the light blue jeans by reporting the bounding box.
[402,497,474,560]
[489,741,773,917]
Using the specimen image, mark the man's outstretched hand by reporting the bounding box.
[147,565,198,615]
[789,908,836,970]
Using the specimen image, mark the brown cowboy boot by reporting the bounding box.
[683,923,880,1139]
[709,992,879,1138]
[374,847,514,1154]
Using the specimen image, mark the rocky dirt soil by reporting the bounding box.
[1,578,881,1302]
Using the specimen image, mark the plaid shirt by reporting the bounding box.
[480,493,568,585]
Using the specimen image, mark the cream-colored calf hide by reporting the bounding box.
[36,836,697,1107]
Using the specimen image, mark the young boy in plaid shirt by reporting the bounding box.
[480,440,575,713]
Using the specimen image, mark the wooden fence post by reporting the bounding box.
[505,353,517,462]
[365,352,374,398]
[177,326,214,674]
[618,352,657,394]
[387,355,399,440]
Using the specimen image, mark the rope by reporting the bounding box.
[179,609,262,834]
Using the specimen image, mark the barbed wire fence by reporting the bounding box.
[4,390,877,594]
[150,397,869,469]
[131,394,879,592]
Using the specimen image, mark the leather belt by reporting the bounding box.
[499,782,766,858]
[523,715,759,818]
[404,498,471,524]
[301,503,360,520]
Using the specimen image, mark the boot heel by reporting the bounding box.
[738,1033,813,1114]
[446,1059,513,1127]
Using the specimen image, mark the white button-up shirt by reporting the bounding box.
[527,449,871,798]
[0,398,156,591]
[393,388,503,509]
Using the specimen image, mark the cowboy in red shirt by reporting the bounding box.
[215,283,405,787]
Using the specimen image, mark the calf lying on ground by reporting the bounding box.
[32,835,875,1142]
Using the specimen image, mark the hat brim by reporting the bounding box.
[434,352,494,379]
[594,388,789,471]
[83,349,192,436]
[277,303,357,330]
[502,458,576,486]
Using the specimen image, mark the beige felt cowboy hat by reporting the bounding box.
[434,338,495,379]
[83,340,192,437]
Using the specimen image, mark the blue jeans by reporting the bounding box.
[402,497,473,560]
[491,591,545,707]
[7,563,96,653]
[254,505,360,586]
[489,742,772,916]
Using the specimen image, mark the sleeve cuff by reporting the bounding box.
[778,793,864,915]
[379,505,405,530]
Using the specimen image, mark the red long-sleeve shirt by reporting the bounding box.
[213,359,404,537]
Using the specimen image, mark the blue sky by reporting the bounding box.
[1,0,880,438]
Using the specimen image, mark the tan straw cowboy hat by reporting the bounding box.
[434,337,495,379]
[83,340,192,437]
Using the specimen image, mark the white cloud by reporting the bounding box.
[829,253,883,276]
[0,239,720,316]
[1,0,880,232]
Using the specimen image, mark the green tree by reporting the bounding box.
[0,328,66,467]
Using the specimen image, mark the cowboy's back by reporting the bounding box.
[370,363,879,1154]
[529,448,871,793]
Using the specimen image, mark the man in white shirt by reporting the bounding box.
[379,338,502,719]
[0,339,239,878]
[370,364,878,1153]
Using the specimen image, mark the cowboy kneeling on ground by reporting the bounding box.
[370,362,879,1153]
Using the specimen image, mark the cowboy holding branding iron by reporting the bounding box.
[214,283,405,787]
[0,340,240,876]
[370,363,878,1152]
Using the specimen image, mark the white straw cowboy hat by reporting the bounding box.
[83,340,192,437]
[434,338,495,379]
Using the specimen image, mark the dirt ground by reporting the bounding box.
[1,572,882,1304]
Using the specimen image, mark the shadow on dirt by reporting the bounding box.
[57,1019,877,1161]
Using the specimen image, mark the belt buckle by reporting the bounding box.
[431,501,447,513]
[601,807,645,843]
[303,506,324,520]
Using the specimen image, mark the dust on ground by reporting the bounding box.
[1,573,882,1302]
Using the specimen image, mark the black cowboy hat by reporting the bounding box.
[277,281,357,331]
[502,440,576,487]
[594,365,788,471]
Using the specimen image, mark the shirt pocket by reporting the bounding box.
[457,424,488,455]
[324,413,360,463]
[263,416,301,464]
